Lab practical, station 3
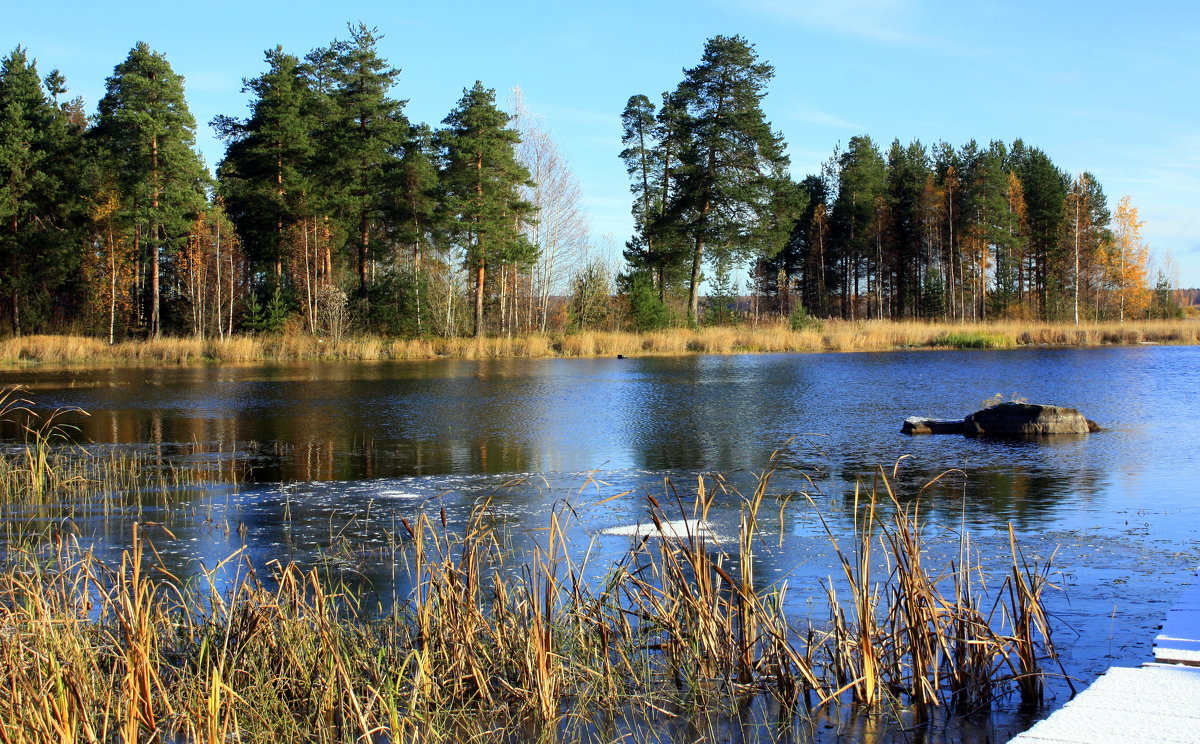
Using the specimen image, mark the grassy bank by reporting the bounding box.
[0,318,1196,367]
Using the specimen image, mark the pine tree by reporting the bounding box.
[92,42,209,337]
[1013,146,1068,317]
[885,139,930,318]
[214,46,316,280]
[661,35,791,323]
[0,47,86,334]
[325,24,408,301]
[754,175,819,318]
[384,123,442,334]
[1063,172,1110,324]
[831,135,886,319]
[619,93,688,299]
[961,141,1021,320]
[994,169,1029,316]
[439,82,536,336]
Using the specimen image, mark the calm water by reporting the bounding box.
[3,345,1199,741]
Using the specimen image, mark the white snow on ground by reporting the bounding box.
[1010,573,1200,744]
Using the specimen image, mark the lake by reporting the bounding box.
[3,345,1198,741]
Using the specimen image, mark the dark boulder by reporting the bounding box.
[962,402,1094,436]
[902,417,965,435]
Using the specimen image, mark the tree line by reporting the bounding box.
[0,31,1177,342]
[0,25,598,340]
[620,35,1176,328]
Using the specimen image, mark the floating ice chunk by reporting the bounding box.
[375,490,423,500]
[600,518,714,540]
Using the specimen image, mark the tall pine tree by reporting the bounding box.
[214,46,316,280]
[92,42,209,337]
[0,47,86,334]
[619,93,689,301]
[831,135,886,319]
[325,24,408,301]
[439,82,535,336]
[1013,145,1067,317]
[660,36,791,323]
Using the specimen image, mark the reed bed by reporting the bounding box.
[0,445,1064,743]
[0,388,224,523]
[1,318,1196,367]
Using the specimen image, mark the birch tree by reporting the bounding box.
[512,88,588,332]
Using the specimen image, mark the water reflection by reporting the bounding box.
[4,346,1198,743]
[3,347,1198,533]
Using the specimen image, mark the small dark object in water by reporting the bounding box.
[617,354,626,359]
[904,402,1101,436]
[902,417,965,435]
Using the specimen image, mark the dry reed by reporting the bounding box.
[1,318,1196,368]
[0,442,1065,742]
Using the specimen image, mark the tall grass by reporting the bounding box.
[0,388,224,523]
[0,448,1063,742]
[2,318,1196,367]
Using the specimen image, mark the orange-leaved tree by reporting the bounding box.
[1107,195,1151,321]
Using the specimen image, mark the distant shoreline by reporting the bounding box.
[1,319,1196,369]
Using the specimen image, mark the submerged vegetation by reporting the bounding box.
[0,318,1196,367]
[0,393,1064,742]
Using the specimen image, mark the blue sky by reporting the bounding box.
[5,0,1198,285]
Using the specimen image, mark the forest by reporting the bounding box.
[0,29,1180,343]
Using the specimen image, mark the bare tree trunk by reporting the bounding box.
[1080,190,1089,324]
[216,214,224,340]
[358,212,370,302]
[150,134,161,338]
[474,259,486,337]
[413,230,423,336]
[108,222,117,345]
[304,220,315,333]
[228,245,235,338]
[499,263,508,336]
[445,268,454,338]
[688,237,703,324]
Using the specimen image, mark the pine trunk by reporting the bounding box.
[474,260,486,337]
[689,237,703,323]
[359,213,370,300]
[150,134,161,338]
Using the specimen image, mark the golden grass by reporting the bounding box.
[0,456,1063,743]
[1,318,1196,368]
[0,389,1064,736]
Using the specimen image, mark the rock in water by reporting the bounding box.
[962,402,1093,436]
[902,417,965,435]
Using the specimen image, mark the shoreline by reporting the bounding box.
[1,319,1196,369]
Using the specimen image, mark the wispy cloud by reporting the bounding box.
[737,0,925,46]
[791,107,864,130]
